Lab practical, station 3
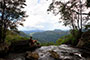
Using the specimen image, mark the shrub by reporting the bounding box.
[56,34,76,45]
[41,42,55,46]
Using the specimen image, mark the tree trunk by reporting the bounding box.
[1,0,6,43]
[80,0,83,32]
[76,39,85,47]
[2,22,7,42]
[76,0,83,47]
[77,9,80,30]
[0,26,2,43]
[76,29,83,47]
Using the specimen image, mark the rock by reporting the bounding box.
[64,58,71,60]
[9,40,30,52]
[31,52,39,59]
[13,58,23,60]
[69,53,74,56]
[48,50,60,59]
[25,51,39,60]
[24,45,86,60]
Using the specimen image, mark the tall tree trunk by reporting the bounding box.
[76,0,83,47]
[80,0,83,32]
[78,0,83,43]
[1,0,5,43]
[2,22,7,42]
[77,9,80,30]
[2,0,6,43]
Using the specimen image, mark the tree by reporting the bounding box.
[48,0,90,46]
[0,0,27,43]
[48,0,90,35]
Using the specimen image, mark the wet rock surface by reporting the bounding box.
[34,44,86,60]
[5,44,90,60]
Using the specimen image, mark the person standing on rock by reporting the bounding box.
[29,36,34,47]
[29,36,41,48]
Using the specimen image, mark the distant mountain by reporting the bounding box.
[30,29,70,43]
[53,29,68,33]
[23,30,44,34]
[17,31,30,38]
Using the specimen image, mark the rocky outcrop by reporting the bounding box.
[9,40,30,52]
[25,44,85,60]
[9,40,41,52]
[3,44,89,60]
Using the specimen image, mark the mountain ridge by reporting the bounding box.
[28,29,70,43]
[22,30,44,34]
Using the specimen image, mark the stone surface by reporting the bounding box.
[48,50,60,59]
[34,44,85,60]
[25,51,39,60]
[5,44,89,60]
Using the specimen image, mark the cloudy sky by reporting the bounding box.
[18,0,70,31]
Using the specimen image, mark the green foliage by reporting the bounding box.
[5,30,28,44]
[48,0,90,32]
[85,25,90,30]
[31,30,69,43]
[0,0,27,42]
[48,0,90,46]
[41,42,55,46]
[56,33,77,45]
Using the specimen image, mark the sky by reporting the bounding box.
[18,0,70,31]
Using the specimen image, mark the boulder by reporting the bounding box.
[25,51,39,60]
[9,40,40,52]
[48,50,60,59]
[9,40,30,52]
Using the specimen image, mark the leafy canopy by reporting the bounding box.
[0,0,27,30]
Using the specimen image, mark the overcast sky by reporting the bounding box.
[18,0,70,31]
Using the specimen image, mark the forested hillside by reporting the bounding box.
[30,29,69,43]
[5,30,28,43]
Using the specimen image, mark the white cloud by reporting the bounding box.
[18,0,70,31]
